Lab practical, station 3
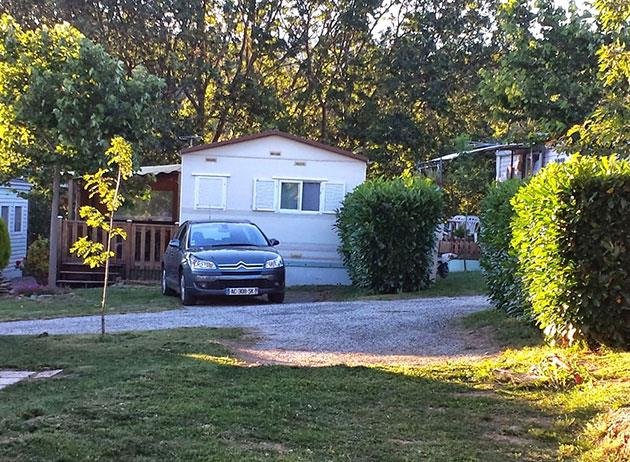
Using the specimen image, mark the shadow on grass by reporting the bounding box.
[0,328,602,462]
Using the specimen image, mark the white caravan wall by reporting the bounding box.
[0,181,30,279]
[179,135,367,285]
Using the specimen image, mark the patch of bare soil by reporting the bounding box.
[212,314,508,368]
[213,340,499,368]
[448,323,504,355]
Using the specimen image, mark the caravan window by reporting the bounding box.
[279,181,321,212]
[0,206,8,226]
[14,206,22,232]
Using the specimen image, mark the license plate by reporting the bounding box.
[226,287,259,296]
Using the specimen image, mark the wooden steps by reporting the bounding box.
[57,263,122,288]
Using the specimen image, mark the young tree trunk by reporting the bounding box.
[47,170,61,287]
[99,168,122,336]
[463,212,468,272]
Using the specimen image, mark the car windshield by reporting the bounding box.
[187,223,269,248]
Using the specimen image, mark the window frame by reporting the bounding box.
[13,205,22,233]
[277,180,323,214]
[0,206,9,226]
[278,180,303,212]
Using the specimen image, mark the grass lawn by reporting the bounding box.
[291,270,487,301]
[0,286,181,322]
[0,271,486,322]
[0,312,628,461]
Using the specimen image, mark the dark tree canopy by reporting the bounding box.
[0,0,618,173]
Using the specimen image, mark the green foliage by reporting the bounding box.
[530,353,588,391]
[70,137,133,268]
[479,179,530,316]
[0,14,164,185]
[479,0,602,142]
[23,236,48,283]
[511,155,630,348]
[565,0,630,158]
[442,151,496,216]
[2,1,616,174]
[1,1,498,174]
[0,217,10,269]
[336,178,443,294]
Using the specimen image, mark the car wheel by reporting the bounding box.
[180,274,196,306]
[268,292,285,304]
[161,268,175,296]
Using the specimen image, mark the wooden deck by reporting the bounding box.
[438,239,481,260]
[57,220,178,285]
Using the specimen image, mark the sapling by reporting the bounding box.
[70,137,133,335]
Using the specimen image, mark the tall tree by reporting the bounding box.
[479,0,602,143]
[566,0,630,158]
[0,15,164,286]
[350,0,496,175]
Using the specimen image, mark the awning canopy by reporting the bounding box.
[418,143,527,170]
[137,164,181,176]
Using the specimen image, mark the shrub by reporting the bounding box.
[0,218,10,270]
[511,155,630,348]
[23,236,49,284]
[336,177,443,294]
[479,179,530,316]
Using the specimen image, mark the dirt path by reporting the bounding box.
[0,296,491,366]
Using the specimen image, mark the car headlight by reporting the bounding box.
[188,254,216,271]
[264,255,284,269]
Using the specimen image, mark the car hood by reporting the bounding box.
[189,247,281,265]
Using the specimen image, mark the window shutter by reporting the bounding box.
[322,182,345,213]
[195,176,226,209]
[253,179,276,211]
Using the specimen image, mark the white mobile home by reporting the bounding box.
[179,131,367,285]
[0,179,31,279]
[495,147,568,181]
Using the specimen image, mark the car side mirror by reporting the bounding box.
[168,239,180,248]
[269,238,280,246]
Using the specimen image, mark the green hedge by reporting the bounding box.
[24,236,49,284]
[336,178,443,294]
[479,179,530,316]
[0,218,10,270]
[511,155,630,348]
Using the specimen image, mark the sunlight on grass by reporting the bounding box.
[0,317,628,461]
[183,352,248,367]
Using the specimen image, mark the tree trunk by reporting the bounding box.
[463,212,468,272]
[99,168,122,336]
[47,170,61,287]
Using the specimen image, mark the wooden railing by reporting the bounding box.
[438,239,481,260]
[59,219,178,280]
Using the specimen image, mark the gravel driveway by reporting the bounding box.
[0,296,490,366]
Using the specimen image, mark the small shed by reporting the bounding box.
[0,179,31,279]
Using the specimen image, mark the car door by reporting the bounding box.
[165,223,186,284]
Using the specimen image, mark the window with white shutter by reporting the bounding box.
[322,182,345,213]
[194,176,227,209]
[253,179,276,211]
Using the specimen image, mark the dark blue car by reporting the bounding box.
[161,220,285,305]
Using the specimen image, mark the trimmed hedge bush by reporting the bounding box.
[511,155,630,348]
[24,236,49,283]
[479,179,530,316]
[335,178,443,294]
[0,218,10,270]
